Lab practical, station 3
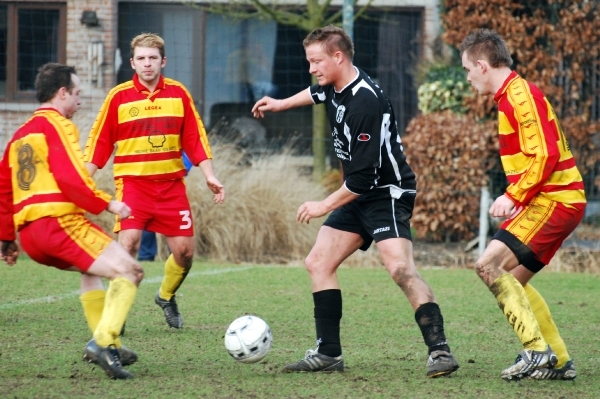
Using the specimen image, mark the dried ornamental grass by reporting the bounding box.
[90,142,327,264]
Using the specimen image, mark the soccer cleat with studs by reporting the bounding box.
[154,291,183,328]
[501,345,557,381]
[83,338,138,366]
[83,339,133,380]
[283,348,344,372]
[426,350,459,378]
[528,359,576,380]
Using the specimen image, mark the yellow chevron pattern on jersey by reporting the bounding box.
[506,80,548,200]
[505,196,555,245]
[57,214,112,258]
[117,97,184,124]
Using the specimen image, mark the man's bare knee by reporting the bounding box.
[173,250,193,270]
[124,261,144,285]
[474,258,500,288]
[304,253,337,280]
[387,261,414,285]
[304,252,325,275]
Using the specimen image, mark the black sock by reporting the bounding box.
[313,289,342,357]
[415,302,451,354]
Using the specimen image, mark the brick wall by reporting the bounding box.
[68,0,118,145]
[0,0,118,149]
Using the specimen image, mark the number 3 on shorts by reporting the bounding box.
[179,210,192,229]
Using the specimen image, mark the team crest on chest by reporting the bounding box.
[336,105,346,123]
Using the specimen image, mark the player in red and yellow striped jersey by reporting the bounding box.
[0,63,143,380]
[83,33,225,330]
[461,29,585,381]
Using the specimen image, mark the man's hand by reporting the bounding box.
[297,201,329,224]
[107,200,132,220]
[206,176,225,204]
[489,194,516,219]
[1,240,19,266]
[252,96,281,118]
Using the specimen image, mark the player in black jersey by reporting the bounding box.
[252,25,459,377]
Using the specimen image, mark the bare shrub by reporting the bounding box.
[441,0,600,175]
[403,111,498,242]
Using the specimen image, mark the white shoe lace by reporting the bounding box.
[304,348,319,359]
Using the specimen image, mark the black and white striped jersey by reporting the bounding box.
[309,67,416,199]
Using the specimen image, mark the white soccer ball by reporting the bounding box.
[224,315,272,364]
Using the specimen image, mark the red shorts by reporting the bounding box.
[19,214,113,271]
[115,177,194,236]
[494,196,584,271]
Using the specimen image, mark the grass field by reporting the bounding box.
[1,256,600,398]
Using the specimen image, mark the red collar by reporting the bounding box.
[132,73,166,94]
[494,70,519,102]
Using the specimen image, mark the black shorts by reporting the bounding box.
[323,190,415,251]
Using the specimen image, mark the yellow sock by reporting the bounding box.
[80,289,105,333]
[80,289,123,348]
[159,254,188,301]
[94,278,137,347]
[490,274,547,351]
[525,284,569,367]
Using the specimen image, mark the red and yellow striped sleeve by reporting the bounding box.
[84,82,133,168]
[496,72,585,209]
[167,78,212,165]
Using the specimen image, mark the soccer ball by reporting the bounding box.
[224,315,272,364]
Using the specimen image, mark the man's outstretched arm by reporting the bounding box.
[252,89,313,118]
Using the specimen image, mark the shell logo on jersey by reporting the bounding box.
[336,105,346,123]
[357,133,371,142]
[149,131,166,147]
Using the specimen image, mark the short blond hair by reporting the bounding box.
[303,25,354,61]
[130,33,165,59]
